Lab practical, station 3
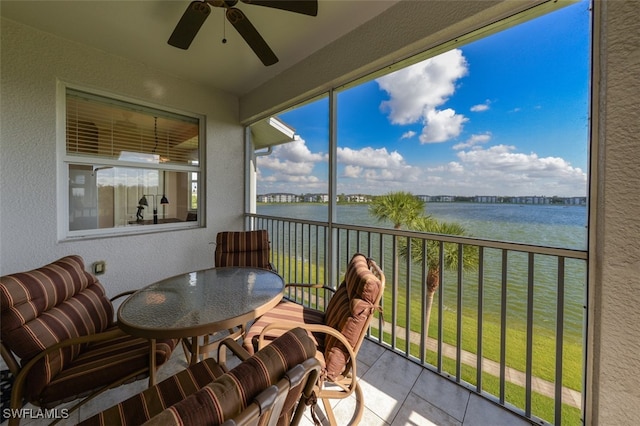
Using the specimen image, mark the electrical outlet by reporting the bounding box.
[93,260,106,275]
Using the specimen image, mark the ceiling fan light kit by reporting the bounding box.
[168,0,318,66]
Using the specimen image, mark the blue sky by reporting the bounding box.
[257,0,591,197]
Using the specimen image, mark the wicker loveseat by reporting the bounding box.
[0,255,177,425]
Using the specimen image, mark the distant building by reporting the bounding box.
[475,195,498,203]
[257,193,299,203]
[258,193,587,205]
[345,194,372,203]
[302,193,329,202]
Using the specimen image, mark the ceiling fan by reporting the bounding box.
[168,0,318,66]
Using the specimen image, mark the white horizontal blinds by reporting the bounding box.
[66,89,199,166]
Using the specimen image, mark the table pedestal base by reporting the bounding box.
[181,326,245,365]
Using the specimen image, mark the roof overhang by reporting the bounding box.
[250,116,297,150]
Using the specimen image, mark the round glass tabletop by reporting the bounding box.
[117,267,284,339]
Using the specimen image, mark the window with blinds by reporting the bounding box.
[62,87,203,237]
[66,89,199,165]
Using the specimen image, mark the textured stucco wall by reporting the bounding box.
[0,18,244,296]
[591,1,640,424]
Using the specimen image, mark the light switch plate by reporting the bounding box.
[93,260,106,275]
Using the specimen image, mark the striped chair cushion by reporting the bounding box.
[39,327,177,408]
[146,327,317,425]
[0,255,113,397]
[243,300,325,355]
[1,255,177,404]
[322,253,382,379]
[243,255,382,381]
[215,230,272,270]
[78,357,224,426]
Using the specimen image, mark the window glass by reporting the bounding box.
[254,96,329,221]
[64,87,202,236]
[333,2,589,247]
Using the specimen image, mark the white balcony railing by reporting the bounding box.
[247,213,587,425]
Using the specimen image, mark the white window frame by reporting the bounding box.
[57,81,205,240]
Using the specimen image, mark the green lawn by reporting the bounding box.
[378,287,583,391]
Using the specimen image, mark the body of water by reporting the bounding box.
[258,202,588,250]
[257,202,588,339]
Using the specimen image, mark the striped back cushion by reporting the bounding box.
[78,357,224,426]
[0,255,113,396]
[215,230,272,270]
[322,253,382,380]
[147,327,316,425]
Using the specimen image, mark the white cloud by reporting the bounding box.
[256,138,328,191]
[258,140,586,196]
[427,161,465,174]
[401,130,416,140]
[337,146,421,184]
[257,138,325,176]
[471,100,491,112]
[273,137,324,163]
[420,108,468,143]
[376,49,468,144]
[343,165,363,178]
[453,133,492,150]
[440,145,588,196]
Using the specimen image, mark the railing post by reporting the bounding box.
[327,88,338,287]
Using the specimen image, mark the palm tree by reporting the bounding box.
[399,215,479,344]
[369,191,425,229]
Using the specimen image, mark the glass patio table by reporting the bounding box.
[117,267,284,385]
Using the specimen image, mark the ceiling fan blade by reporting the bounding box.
[226,8,278,66]
[241,0,318,17]
[168,1,212,49]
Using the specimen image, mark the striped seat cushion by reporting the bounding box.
[244,254,382,381]
[40,327,177,408]
[215,230,272,270]
[146,327,317,425]
[243,300,325,355]
[78,357,224,426]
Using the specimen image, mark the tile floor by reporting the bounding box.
[7,339,534,426]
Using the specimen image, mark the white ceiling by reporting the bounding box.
[1,0,399,96]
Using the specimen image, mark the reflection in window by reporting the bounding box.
[63,87,202,236]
